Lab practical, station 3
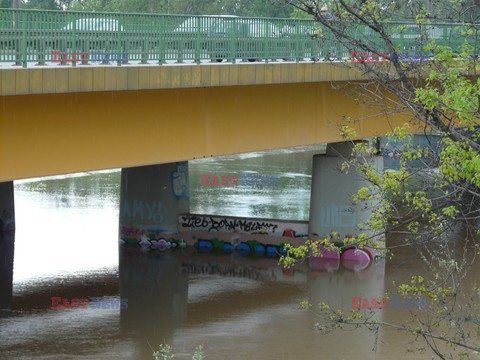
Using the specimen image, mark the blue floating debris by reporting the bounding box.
[235,242,251,254]
[198,239,213,253]
[254,244,266,256]
[266,245,278,257]
[223,242,233,253]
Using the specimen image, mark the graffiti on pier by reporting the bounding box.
[119,225,183,248]
[122,199,164,223]
[120,226,146,238]
[181,215,279,233]
[319,204,357,229]
[171,163,189,199]
[282,228,308,238]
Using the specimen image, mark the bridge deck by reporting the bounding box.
[0,62,369,96]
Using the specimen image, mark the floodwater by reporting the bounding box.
[0,146,477,359]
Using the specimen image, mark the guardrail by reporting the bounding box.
[0,8,473,67]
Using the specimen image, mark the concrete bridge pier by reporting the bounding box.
[308,142,384,239]
[0,181,15,309]
[119,162,189,245]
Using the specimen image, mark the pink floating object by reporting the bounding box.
[156,239,171,251]
[309,257,340,271]
[314,246,341,260]
[361,247,375,261]
[341,248,371,271]
[309,246,340,271]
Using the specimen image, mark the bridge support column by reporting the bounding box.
[119,162,189,243]
[308,142,383,239]
[0,181,15,309]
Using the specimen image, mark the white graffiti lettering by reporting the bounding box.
[319,205,357,228]
[123,199,164,223]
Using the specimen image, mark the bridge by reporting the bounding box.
[0,9,468,181]
[0,9,460,308]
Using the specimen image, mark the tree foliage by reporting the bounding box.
[22,0,61,10]
[152,344,205,360]
[64,0,292,17]
[1,0,293,16]
[277,0,480,358]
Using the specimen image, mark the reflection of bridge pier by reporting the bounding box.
[119,248,188,356]
[0,181,15,309]
[306,261,386,357]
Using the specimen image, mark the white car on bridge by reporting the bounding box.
[63,18,123,32]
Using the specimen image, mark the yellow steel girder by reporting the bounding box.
[0,82,408,182]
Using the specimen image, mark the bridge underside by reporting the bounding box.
[0,81,406,182]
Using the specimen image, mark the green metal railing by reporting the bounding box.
[0,8,475,67]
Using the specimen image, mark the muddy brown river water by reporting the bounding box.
[0,147,477,359]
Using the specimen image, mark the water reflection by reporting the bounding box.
[0,245,379,359]
[15,170,120,203]
[13,171,120,282]
[189,146,325,220]
[2,240,469,359]
[119,249,188,357]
